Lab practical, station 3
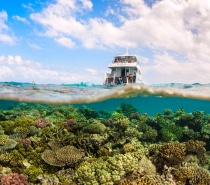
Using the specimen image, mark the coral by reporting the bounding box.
[0,135,17,150]
[136,175,162,185]
[185,140,207,164]
[76,133,108,155]
[61,119,77,132]
[42,145,85,167]
[75,152,139,185]
[14,126,30,135]
[36,174,60,185]
[0,150,12,163]
[14,117,35,127]
[24,165,43,182]
[174,166,210,185]
[21,138,32,149]
[35,118,49,128]
[112,112,130,131]
[0,173,29,185]
[123,143,135,153]
[42,126,75,145]
[158,141,186,166]
[83,122,107,134]
[116,103,138,118]
[144,128,158,141]
[0,120,15,135]
[97,147,110,157]
[78,106,99,119]
[160,123,183,142]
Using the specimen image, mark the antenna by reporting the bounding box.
[126,47,129,55]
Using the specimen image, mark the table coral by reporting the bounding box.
[42,145,85,167]
[0,135,17,150]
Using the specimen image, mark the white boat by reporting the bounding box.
[104,49,143,86]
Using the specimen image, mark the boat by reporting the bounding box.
[104,49,143,86]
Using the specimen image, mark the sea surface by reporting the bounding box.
[1,82,210,115]
[1,81,210,184]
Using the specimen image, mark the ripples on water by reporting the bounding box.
[0,82,210,115]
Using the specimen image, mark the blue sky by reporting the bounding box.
[0,0,210,85]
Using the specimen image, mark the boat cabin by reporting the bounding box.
[104,53,142,85]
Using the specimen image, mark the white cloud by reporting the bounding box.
[0,11,16,45]
[85,68,98,75]
[27,0,210,84]
[55,37,75,48]
[13,15,29,24]
[142,53,210,84]
[0,55,83,84]
[28,43,43,50]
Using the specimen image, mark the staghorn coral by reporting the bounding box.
[42,145,85,167]
[76,133,108,155]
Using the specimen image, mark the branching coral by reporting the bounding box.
[157,141,186,167]
[0,173,29,185]
[75,153,139,185]
[174,166,210,185]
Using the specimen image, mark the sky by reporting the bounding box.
[0,0,210,85]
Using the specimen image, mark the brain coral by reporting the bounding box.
[41,145,85,167]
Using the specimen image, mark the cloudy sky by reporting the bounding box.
[0,0,210,85]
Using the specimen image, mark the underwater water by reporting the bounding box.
[1,82,210,184]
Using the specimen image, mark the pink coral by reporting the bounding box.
[35,118,49,128]
[0,173,29,185]
[22,138,31,149]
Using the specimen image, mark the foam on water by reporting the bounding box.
[0,82,210,104]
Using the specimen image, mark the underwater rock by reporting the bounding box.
[42,145,85,167]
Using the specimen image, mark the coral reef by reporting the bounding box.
[0,103,210,184]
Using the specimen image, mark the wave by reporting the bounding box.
[0,82,210,104]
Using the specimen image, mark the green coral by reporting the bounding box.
[25,165,43,182]
[84,121,106,134]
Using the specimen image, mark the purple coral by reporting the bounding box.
[0,173,29,185]
[35,118,49,128]
[61,119,76,131]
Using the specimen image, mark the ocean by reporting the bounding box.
[0,82,210,184]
